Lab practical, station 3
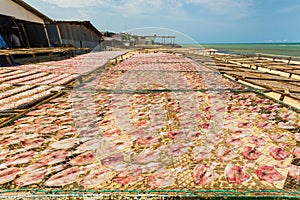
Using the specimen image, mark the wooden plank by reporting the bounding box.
[0,47,91,56]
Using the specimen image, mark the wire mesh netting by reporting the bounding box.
[0,50,299,199]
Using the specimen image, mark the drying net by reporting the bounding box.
[0,28,299,199]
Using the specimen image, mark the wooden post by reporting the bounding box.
[5,55,13,66]
[43,24,51,47]
[20,23,30,48]
[280,89,290,101]
[66,50,71,58]
[288,57,291,65]
[279,94,285,101]
[49,52,53,61]
[32,53,38,63]
[56,24,63,46]
[12,19,25,47]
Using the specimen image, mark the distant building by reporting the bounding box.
[101,33,135,49]
[137,36,147,45]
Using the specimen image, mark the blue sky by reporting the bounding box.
[24,0,300,43]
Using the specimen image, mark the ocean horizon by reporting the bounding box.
[181,42,300,58]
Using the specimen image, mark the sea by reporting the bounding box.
[182,43,300,58]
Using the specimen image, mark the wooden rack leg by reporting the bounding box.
[49,52,53,61]
[280,89,290,101]
[279,94,285,101]
[5,55,13,66]
[67,51,71,58]
[32,54,38,63]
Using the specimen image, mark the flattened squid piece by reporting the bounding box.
[191,146,211,162]
[44,167,80,187]
[269,147,290,161]
[114,168,143,185]
[69,151,96,166]
[256,165,284,183]
[216,146,238,161]
[0,167,20,185]
[148,168,176,188]
[193,164,219,185]
[288,165,300,182]
[80,168,112,188]
[242,146,262,160]
[224,163,251,184]
[15,167,47,186]
[292,147,300,159]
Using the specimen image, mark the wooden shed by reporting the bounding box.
[0,0,53,48]
[56,21,103,48]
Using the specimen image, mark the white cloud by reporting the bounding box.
[38,0,112,8]
[186,0,253,17]
[38,0,253,18]
[116,0,164,16]
[166,0,185,16]
[39,0,164,10]
[39,0,166,16]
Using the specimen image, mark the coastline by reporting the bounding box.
[182,43,300,58]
